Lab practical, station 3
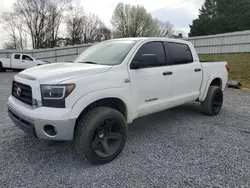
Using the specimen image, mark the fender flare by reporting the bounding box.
[69,88,134,123]
[200,74,224,101]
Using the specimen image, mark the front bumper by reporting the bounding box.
[8,96,76,140]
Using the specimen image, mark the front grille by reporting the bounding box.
[12,81,33,105]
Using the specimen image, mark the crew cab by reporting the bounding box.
[0,53,49,72]
[8,38,229,164]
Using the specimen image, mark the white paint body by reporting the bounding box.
[0,53,48,70]
[8,38,228,140]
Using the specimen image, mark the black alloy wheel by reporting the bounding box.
[212,89,223,114]
[74,107,128,164]
[201,86,223,116]
[91,118,124,158]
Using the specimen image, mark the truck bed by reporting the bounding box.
[200,60,222,63]
[199,61,228,100]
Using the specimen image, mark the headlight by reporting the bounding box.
[41,84,75,108]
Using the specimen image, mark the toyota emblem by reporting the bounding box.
[16,87,22,97]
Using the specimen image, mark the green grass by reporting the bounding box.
[199,53,250,88]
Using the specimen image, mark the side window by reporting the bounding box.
[133,42,166,67]
[167,42,193,65]
[22,55,33,61]
[14,54,20,60]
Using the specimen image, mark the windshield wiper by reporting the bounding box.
[77,61,99,65]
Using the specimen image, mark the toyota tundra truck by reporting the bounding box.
[0,53,49,72]
[8,38,229,164]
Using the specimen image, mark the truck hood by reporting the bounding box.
[18,62,112,84]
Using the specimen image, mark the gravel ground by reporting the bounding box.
[0,72,250,188]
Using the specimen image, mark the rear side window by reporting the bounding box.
[14,54,20,59]
[134,42,166,65]
[167,42,193,65]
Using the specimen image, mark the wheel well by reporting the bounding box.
[210,78,222,88]
[76,98,127,123]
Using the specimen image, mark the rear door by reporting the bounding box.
[165,42,202,104]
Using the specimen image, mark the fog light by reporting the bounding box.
[44,125,57,136]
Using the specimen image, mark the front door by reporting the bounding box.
[128,41,173,118]
[21,55,35,69]
[11,54,22,69]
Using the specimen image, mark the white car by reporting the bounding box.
[0,53,49,71]
[8,38,229,164]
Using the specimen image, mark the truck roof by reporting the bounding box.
[109,37,190,45]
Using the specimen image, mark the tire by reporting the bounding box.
[201,86,223,116]
[74,107,128,164]
[0,63,6,72]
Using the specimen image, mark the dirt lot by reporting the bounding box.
[1,72,250,188]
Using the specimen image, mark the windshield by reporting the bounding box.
[74,40,137,65]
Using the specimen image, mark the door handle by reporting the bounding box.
[163,71,173,76]
[22,61,25,62]
[194,68,201,72]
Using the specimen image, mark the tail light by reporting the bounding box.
[226,64,230,72]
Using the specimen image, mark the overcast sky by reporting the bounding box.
[0,0,204,49]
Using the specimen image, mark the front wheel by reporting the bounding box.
[201,86,223,116]
[74,107,128,164]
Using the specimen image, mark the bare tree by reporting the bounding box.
[3,42,17,50]
[156,20,174,37]
[13,0,70,49]
[66,7,111,44]
[13,0,49,49]
[97,25,111,41]
[111,3,162,38]
[1,12,27,49]
[83,14,107,43]
[66,6,84,45]
[43,0,70,48]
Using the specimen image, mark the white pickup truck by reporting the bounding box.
[0,53,49,71]
[8,38,229,164]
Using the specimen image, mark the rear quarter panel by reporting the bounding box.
[199,61,228,101]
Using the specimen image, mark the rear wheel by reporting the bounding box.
[0,63,6,72]
[74,107,127,164]
[201,86,223,116]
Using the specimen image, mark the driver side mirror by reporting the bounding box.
[130,54,160,69]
